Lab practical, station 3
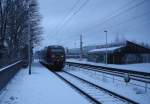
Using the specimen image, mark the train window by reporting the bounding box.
[51,48,64,53]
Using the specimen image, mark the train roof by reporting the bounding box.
[47,45,64,48]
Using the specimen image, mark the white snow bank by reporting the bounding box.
[67,59,150,73]
[0,62,90,104]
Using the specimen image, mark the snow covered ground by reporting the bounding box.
[0,61,90,104]
[0,59,149,104]
[67,59,150,73]
[64,66,150,104]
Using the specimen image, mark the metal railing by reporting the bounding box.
[0,60,23,91]
[66,61,150,92]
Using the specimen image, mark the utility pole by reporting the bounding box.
[74,42,77,49]
[104,30,108,65]
[80,34,83,60]
[28,1,32,75]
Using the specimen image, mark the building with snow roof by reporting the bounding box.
[87,41,150,64]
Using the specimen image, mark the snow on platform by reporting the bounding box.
[67,59,150,73]
[0,62,90,104]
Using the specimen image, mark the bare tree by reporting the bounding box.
[0,0,42,66]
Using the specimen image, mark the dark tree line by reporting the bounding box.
[0,0,42,67]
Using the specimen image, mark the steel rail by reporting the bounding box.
[63,70,139,104]
[70,64,150,84]
[52,71,101,104]
[66,62,150,83]
[41,62,101,104]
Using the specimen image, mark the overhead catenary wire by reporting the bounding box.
[61,9,150,46]
[54,0,81,35]
[55,0,90,36]
[58,0,145,41]
[84,0,147,33]
[57,0,149,47]
[105,10,150,31]
[89,9,150,34]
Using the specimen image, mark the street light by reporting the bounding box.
[104,30,108,65]
[27,1,32,75]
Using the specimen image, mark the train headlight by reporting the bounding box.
[52,55,55,58]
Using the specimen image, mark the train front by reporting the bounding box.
[47,46,66,71]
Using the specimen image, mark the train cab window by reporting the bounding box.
[51,48,64,53]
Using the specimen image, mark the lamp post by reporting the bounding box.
[104,30,108,65]
[27,1,32,75]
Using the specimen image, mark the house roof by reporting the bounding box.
[88,45,124,53]
[88,40,150,54]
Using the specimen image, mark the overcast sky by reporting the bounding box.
[37,0,150,49]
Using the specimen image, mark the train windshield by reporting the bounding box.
[51,48,64,53]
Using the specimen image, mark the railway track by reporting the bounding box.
[52,70,139,104]
[66,63,150,88]
[66,62,150,81]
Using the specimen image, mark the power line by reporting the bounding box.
[60,0,137,41]
[85,0,147,33]
[54,0,81,35]
[91,9,150,34]
[55,0,135,42]
[62,9,150,45]
[55,0,90,36]
[56,0,149,46]
[107,10,150,31]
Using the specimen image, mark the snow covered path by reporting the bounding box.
[0,62,90,104]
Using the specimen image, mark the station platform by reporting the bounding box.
[0,61,90,104]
